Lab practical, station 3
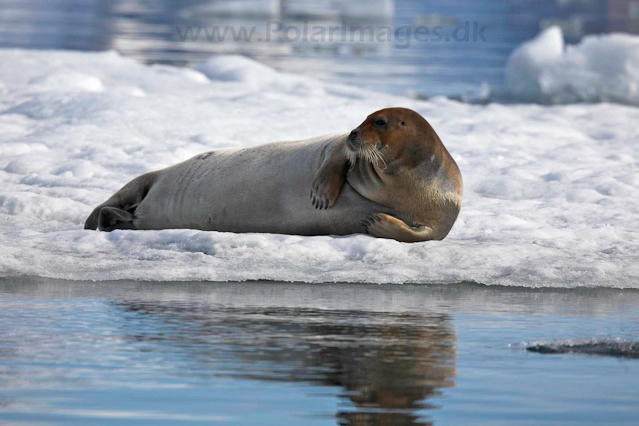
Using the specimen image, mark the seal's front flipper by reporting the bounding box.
[97,207,137,231]
[361,213,438,243]
[311,141,349,209]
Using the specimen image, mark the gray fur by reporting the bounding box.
[85,134,398,235]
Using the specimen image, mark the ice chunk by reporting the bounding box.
[517,338,639,359]
[503,26,639,106]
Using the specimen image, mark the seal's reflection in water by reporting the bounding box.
[116,301,457,425]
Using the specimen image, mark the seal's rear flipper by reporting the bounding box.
[84,206,102,230]
[84,171,156,231]
[97,207,137,231]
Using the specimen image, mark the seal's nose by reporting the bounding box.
[347,129,360,149]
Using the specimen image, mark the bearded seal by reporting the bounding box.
[85,108,462,242]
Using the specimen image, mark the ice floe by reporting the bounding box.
[0,48,638,286]
[515,338,639,359]
[498,26,639,106]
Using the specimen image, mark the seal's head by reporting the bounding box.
[346,107,440,172]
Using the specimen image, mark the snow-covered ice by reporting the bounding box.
[1,48,638,287]
[502,26,639,106]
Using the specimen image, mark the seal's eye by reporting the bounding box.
[400,122,406,126]
[374,119,388,127]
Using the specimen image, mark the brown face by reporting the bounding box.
[346,108,437,170]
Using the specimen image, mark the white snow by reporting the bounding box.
[1,48,638,287]
[503,26,639,106]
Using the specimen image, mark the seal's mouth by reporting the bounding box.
[346,137,360,151]
[345,136,386,170]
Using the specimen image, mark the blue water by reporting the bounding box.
[1,279,638,425]
[0,0,614,97]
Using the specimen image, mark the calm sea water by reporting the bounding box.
[1,279,638,425]
[0,0,611,97]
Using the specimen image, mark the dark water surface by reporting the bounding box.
[0,0,614,97]
[1,278,638,425]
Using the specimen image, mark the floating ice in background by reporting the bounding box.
[180,0,281,19]
[514,338,639,359]
[283,0,394,20]
[0,48,638,287]
[180,0,394,20]
[501,26,639,106]
[505,26,565,100]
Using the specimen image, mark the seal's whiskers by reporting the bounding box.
[344,145,358,170]
[361,145,387,170]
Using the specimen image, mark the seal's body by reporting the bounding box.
[117,134,394,235]
[85,108,463,242]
